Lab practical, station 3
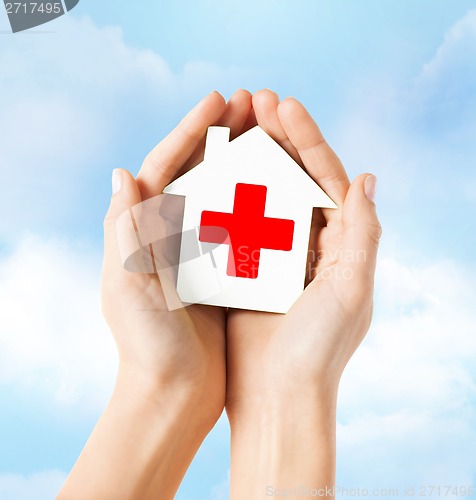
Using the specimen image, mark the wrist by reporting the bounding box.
[227,389,337,499]
[115,362,223,432]
[226,371,339,424]
[227,386,337,434]
[60,363,215,500]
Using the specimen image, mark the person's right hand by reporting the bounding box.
[61,91,255,500]
[101,90,253,425]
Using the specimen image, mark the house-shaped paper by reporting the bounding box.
[163,126,337,313]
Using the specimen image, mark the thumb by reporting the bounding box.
[103,168,142,275]
[342,174,382,284]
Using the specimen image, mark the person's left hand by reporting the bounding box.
[225,90,382,497]
[226,90,381,402]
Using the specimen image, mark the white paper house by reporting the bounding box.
[163,126,337,313]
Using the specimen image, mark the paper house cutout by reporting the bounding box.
[163,126,337,313]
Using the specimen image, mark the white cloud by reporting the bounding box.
[413,9,476,142]
[333,9,476,211]
[0,235,116,414]
[0,470,66,500]
[0,14,246,238]
[418,10,476,92]
[337,257,476,489]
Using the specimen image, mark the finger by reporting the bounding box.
[342,174,382,286]
[252,89,301,164]
[217,89,253,139]
[103,168,142,279]
[136,91,226,199]
[252,90,326,278]
[181,89,253,174]
[240,106,257,134]
[277,97,350,220]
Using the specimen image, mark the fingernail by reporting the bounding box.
[364,174,377,202]
[112,169,122,195]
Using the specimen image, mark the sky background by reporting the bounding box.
[0,1,475,498]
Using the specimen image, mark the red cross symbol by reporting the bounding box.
[199,183,295,279]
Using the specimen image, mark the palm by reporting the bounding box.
[226,91,377,405]
[133,91,251,361]
[107,270,226,383]
[226,211,351,396]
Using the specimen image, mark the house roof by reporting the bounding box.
[163,126,338,209]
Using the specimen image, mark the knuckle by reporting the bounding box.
[103,209,124,235]
[368,221,382,246]
[144,153,171,180]
[177,121,203,144]
[103,210,115,230]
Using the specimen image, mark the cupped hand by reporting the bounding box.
[226,90,382,415]
[101,90,253,427]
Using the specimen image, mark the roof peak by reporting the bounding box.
[163,125,337,210]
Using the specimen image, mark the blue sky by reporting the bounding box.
[0,1,475,498]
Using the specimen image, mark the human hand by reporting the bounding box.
[60,90,254,500]
[225,90,381,497]
[102,90,254,421]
